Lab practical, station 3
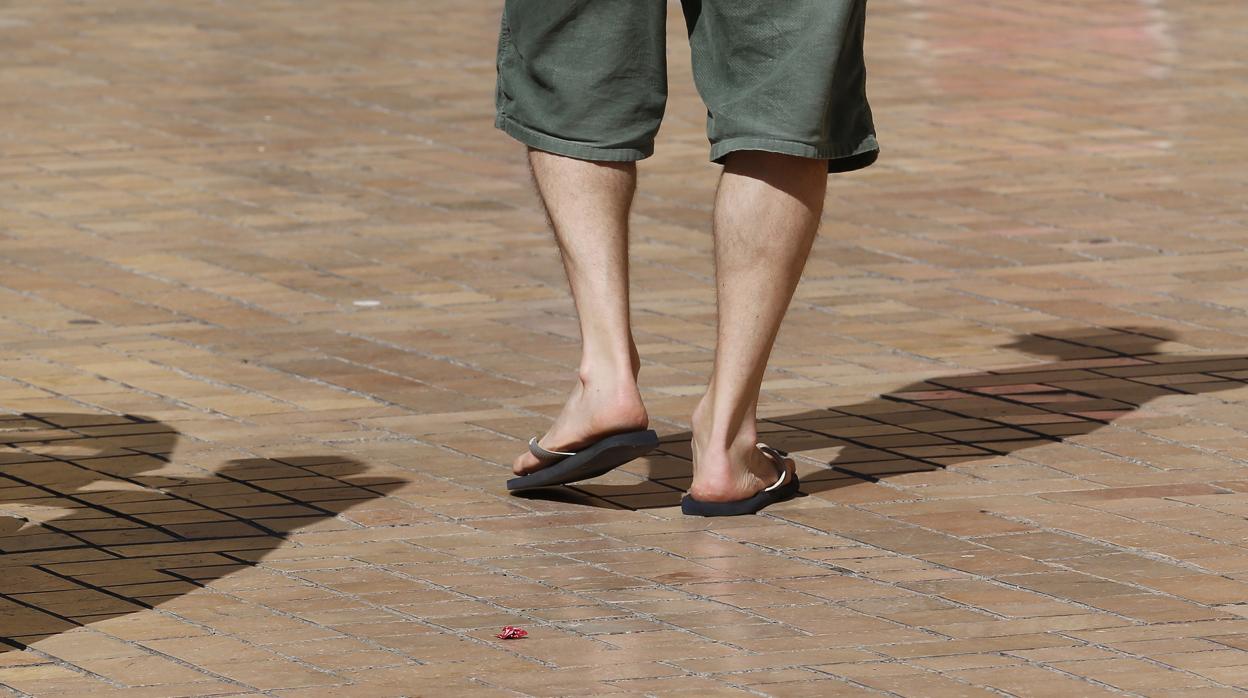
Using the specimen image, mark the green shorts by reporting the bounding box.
[494,0,879,173]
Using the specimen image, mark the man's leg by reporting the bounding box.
[512,148,649,476]
[689,151,828,500]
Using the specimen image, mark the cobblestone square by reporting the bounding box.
[4,0,1248,695]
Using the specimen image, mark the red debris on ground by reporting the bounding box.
[496,625,528,639]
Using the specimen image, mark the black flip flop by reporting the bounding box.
[681,443,800,516]
[506,429,660,492]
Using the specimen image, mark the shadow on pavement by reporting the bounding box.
[516,326,1246,509]
[0,412,404,652]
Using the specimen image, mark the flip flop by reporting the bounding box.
[681,443,800,516]
[506,429,660,492]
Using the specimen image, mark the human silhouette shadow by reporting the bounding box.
[0,413,404,652]
[515,327,1247,509]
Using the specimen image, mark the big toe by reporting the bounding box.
[513,452,543,476]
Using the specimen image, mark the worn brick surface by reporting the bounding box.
[2,0,1248,696]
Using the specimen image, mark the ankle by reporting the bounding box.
[691,394,713,432]
[691,395,757,454]
[579,341,641,379]
[575,369,648,426]
[576,364,640,392]
[691,421,759,461]
[694,431,759,459]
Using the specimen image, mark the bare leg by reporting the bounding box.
[512,149,648,475]
[689,152,827,500]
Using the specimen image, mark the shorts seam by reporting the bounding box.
[710,135,879,164]
[495,114,652,162]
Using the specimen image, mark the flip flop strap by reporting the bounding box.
[756,443,791,492]
[529,436,577,460]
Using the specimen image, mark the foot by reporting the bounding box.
[513,373,648,476]
[688,400,796,502]
[689,440,795,502]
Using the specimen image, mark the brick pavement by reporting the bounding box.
[2,0,1248,695]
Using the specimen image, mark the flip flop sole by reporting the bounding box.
[680,474,801,516]
[507,429,660,492]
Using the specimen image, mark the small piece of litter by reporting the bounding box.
[353,300,381,307]
[496,626,528,640]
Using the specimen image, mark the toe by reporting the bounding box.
[512,452,541,476]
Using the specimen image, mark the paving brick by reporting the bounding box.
[2,0,1248,695]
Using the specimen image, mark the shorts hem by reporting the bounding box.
[495,114,651,163]
[710,135,880,173]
